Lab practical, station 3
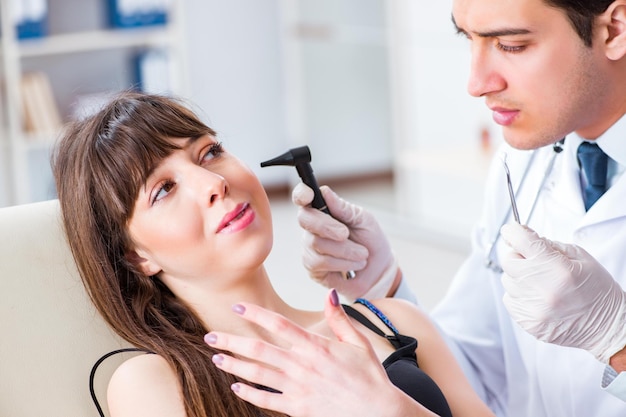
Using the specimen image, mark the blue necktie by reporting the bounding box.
[577,141,608,211]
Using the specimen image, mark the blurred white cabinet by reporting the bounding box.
[0,0,188,207]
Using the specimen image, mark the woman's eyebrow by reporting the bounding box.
[182,134,209,149]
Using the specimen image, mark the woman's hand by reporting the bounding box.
[204,289,429,417]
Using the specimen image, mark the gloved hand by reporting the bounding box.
[499,222,626,363]
[292,183,399,300]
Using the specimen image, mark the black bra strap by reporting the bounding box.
[342,304,387,337]
[89,348,151,417]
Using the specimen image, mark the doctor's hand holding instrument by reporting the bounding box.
[291,183,400,300]
[499,222,626,364]
[260,146,356,280]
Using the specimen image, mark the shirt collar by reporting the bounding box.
[571,114,626,168]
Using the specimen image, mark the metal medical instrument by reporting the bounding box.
[502,153,521,224]
[484,139,565,273]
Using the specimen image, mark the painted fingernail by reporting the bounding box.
[204,333,217,344]
[231,383,241,393]
[212,354,224,366]
[330,288,339,306]
[232,304,246,315]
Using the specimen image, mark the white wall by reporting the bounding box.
[289,0,393,178]
[181,0,394,187]
[387,0,502,241]
[181,0,290,187]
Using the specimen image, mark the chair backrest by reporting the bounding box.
[0,200,131,416]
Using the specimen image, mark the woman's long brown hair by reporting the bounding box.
[52,92,286,417]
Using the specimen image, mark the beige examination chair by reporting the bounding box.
[0,200,134,417]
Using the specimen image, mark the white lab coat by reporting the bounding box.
[429,128,626,416]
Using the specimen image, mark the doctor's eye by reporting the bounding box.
[496,42,526,53]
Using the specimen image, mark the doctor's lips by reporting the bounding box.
[216,202,254,233]
[489,105,519,126]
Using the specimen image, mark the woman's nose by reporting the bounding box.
[189,167,228,206]
[207,174,228,206]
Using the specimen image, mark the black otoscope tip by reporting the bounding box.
[260,146,311,167]
[260,145,356,280]
[260,146,323,210]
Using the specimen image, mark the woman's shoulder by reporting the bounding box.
[362,298,437,337]
[109,352,172,384]
[107,353,186,416]
[361,297,426,319]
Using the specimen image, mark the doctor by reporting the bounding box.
[206,0,626,416]
[287,0,626,414]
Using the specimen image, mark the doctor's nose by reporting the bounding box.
[466,50,506,98]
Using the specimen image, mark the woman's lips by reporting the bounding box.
[217,203,255,233]
[491,107,519,126]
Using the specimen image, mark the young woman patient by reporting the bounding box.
[52,91,494,417]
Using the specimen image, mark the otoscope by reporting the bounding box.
[260,146,356,280]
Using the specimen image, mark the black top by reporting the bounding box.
[343,299,453,417]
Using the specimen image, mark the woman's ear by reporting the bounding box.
[126,250,161,276]
[602,0,626,60]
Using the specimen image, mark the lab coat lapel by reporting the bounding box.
[580,171,626,227]
[539,146,585,226]
[548,138,626,227]
[547,146,626,228]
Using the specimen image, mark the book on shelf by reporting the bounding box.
[20,71,62,137]
[12,0,48,39]
[107,0,169,29]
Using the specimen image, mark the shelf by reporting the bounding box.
[0,0,187,207]
[4,27,173,58]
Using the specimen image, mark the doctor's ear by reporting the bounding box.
[125,250,161,277]
[602,0,626,60]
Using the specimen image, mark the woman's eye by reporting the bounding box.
[201,142,224,163]
[152,181,175,204]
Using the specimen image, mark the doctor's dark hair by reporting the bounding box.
[544,0,615,46]
[52,92,286,417]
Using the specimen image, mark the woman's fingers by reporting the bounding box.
[206,330,334,416]
[205,329,291,370]
[203,292,398,417]
[323,289,370,347]
[210,348,284,392]
[228,382,291,415]
[204,304,332,393]
[229,302,324,348]
[210,351,293,414]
